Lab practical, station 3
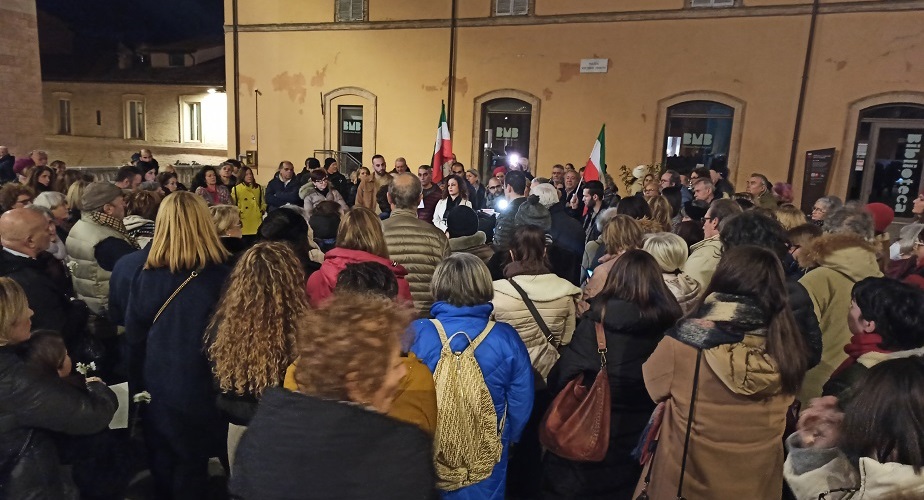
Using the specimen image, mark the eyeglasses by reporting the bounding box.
[702,216,715,222]
[488,186,500,191]
[314,179,328,184]
[812,207,826,213]
[15,197,32,205]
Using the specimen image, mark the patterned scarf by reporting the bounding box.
[669,293,769,349]
[90,211,141,249]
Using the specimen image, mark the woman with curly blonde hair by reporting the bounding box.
[230,293,436,498]
[206,241,308,465]
[647,195,674,232]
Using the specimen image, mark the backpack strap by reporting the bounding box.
[429,319,495,353]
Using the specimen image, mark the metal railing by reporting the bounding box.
[312,150,362,178]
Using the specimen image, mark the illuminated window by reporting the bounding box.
[124,100,145,139]
[662,100,734,174]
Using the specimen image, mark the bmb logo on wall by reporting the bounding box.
[496,127,519,139]
[682,133,713,147]
[343,121,362,133]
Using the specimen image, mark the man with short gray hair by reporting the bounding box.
[383,173,450,316]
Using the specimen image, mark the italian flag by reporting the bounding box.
[583,125,605,182]
[431,101,452,183]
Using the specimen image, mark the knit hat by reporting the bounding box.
[13,157,34,175]
[492,167,507,178]
[683,201,709,222]
[864,202,894,234]
[82,182,125,212]
[515,195,551,231]
[445,205,479,238]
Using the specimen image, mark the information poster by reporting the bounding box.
[800,148,836,215]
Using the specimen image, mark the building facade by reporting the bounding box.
[40,39,228,167]
[1,0,44,158]
[225,0,924,215]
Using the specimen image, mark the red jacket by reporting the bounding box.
[306,247,413,307]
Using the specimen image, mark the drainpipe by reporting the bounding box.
[446,0,458,130]
[786,0,821,184]
[232,0,241,157]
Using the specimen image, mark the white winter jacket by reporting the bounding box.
[491,274,581,380]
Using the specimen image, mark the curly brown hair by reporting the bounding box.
[207,241,308,396]
[294,293,414,403]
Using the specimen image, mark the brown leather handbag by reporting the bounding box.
[538,317,610,462]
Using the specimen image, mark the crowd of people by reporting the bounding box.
[0,144,923,500]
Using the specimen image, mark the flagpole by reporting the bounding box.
[570,176,584,202]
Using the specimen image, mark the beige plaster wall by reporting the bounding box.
[225,0,924,202]
[41,82,227,166]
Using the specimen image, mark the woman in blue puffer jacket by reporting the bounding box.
[411,253,534,500]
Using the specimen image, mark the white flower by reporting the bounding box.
[132,391,152,404]
[75,362,97,376]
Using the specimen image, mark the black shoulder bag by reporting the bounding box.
[636,348,703,500]
[506,278,556,346]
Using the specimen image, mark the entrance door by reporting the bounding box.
[338,105,363,167]
[848,104,924,217]
[855,123,924,218]
[479,98,531,177]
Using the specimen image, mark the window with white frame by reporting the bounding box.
[125,99,145,139]
[186,102,202,142]
[690,0,736,7]
[336,0,364,22]
[496,0,529,16]
[57,99,72,135]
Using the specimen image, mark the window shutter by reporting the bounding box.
[496,0,528,16]
[337,0,363,22]
[691,0,735,6]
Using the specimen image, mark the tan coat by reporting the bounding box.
[382,208,450,316]
[797,233,883,402]
[663,272,701,315]
[491,274,581,379]
[683,235,722,289]
[636,336,793,500]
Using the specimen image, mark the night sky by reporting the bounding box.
[38,0,223,46]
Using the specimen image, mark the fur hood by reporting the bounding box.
[799,232,881,278]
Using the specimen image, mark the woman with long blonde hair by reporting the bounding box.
[305,207,412,307]
[207,242,308,465]
[113,191,230,498]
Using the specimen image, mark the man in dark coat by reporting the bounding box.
[0,208,87,340]
[266,161,303,211]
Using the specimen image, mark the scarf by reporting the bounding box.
[90,211,141,249]
[445,195,463,212]
[317,187,330,197]
[669,293,769,349]
[831,332,891,377]
[503,260,550,279]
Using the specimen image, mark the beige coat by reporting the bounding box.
[382,208,450,316]
[663,272,701,315]
[797,233,883,402]
[636,336,793,500]
[784,434,924,500]
[491,274,581,379]
[683,235,722,289]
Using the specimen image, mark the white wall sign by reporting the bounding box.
[580,58,608,73]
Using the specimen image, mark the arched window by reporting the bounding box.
[662,100,735,176]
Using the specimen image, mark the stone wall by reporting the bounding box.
[0,0,44,158]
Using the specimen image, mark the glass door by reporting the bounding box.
[858,122,924,218]
[479,98,531,178]
[338,105,363,167]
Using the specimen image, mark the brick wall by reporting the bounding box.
[0,0,44,158]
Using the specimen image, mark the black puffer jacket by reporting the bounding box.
[229,387,436,500]
[0,347,117,499]
[787,279,823,369]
